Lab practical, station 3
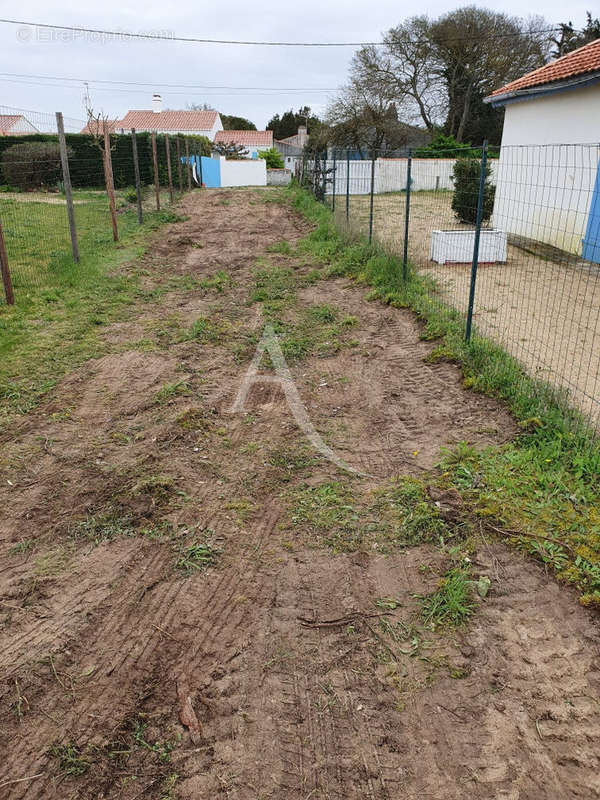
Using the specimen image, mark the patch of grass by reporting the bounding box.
[288,477,449,553]
[176,407,211,431]
[187,315,231,343]
[153,380,191,405]
[251,263,296,303]
[70,510,135,545]
[0,192,178,428]
[131,475,176,503]
[50,742,91,776]
[198,270,234,293]
[420,567,475,629]
[288,184,600,607]
[175,536,221,572]
[9,539,34,556]
[267,239,293,255]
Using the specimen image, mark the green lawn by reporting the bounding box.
[0,187,184,426]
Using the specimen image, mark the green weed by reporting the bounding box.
[420,568,475,628]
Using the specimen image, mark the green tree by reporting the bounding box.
[221,114,257,131]
[266,107,321,140]
[552,12,600,57]
[430,8,550,144]
[258,148,284,168]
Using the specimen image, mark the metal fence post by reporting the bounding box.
[465,140,489,342]
[402,150,412,281]
[346,151,350,222]
[332,149,336,212]
[151,132,160,211]
[165,134,174,203]
[55,112,79,263]
[368,153,376,243]
[131,128,143,225]
[321,150,326,202]
[176,136,183,194]
[185,138,192,191]
[0,218,14,305]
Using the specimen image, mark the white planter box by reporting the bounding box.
[430,229,507,264]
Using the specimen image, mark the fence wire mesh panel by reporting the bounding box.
[0,112,203,305]
[304,143,600,433]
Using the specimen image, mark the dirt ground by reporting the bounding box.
[337,192,600,427]
[1,188,599,799]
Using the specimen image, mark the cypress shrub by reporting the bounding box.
[451,157,495,225]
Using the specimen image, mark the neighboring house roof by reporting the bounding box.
[0,114,39,135]
[115,110,220,131]
[80,119,119,135]
[214,130,273,147]
[486,38,600,105]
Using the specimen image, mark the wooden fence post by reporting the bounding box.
[0,218,14,305]
[176,136,183,194]
[152,132,160,211]
[185,138,192,191]
[55,111,79,263]
[165,134,174,203]
[131,128,143,225]
[103,120,118,242]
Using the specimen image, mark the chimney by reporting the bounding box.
[297,125,307,146]
[152,94,162,113]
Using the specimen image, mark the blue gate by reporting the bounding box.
[188,156,221,188]
[583,159,600,263]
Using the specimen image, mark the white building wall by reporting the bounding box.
[209,114,224,141]
[492,83,600,254]
[219,157,267,187]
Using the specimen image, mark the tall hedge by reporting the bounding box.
[0,132,211,189]
[451,157,495,225]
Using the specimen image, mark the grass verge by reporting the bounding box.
[287,184,600,608]
[0,190,182,428]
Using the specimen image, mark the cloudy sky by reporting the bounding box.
[0,1,593,131]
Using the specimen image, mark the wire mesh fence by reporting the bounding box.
[0,108,205,306]
[302,143,600,434]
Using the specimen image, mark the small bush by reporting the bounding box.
[124,186,138,204]
[1,141,70,190]
[259,147,285,169]
[451,157,495,225]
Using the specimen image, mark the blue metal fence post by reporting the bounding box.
[465,140,489,342]
[402,150,412,281]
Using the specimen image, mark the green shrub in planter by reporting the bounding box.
[1,141,71,190]
[451,157,495,225]
[258,147,284,169]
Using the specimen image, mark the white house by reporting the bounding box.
[213,129,273,159]
[484,38,600,263]
[0,114,40,135]
[111,95,224,140]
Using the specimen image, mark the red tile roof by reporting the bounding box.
[0,114,27,134]
[114,110,220,132]
[214,129,273,147]
[489,37,600,98]
[80,119,119,135]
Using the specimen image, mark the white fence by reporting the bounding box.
[322,158,499,195]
